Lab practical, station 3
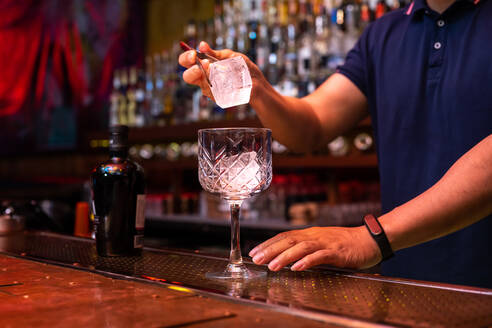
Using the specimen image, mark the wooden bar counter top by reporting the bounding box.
[1,231,491,327]
[0,255,333,328]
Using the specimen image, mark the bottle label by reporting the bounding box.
[135,194,146,229]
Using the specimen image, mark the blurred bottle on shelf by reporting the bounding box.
[265,175,287,219]
[109,70,121,127]
[145,192,199,217]
[165,142,181,161]
[128,141,198,162]
[244,172,381,225]
[353,132,374,153]
[327,135,350,156]
[135,67,146,127]
[126,66,137,127]
[91,131,373,160]
[138,144,154,160]
[118,68,129,126]
[143,172,380,228]
[151,53,165,125]
[375,0,388,19]
[272,139,288,154]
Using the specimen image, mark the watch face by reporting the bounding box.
[365,215,382,235]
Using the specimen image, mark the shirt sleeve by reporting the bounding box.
[336,25,372,98]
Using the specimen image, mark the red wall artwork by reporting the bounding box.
[0,0,144,154]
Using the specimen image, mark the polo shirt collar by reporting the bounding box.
[405,0,484,16]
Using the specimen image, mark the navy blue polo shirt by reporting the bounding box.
[338,0,492,287]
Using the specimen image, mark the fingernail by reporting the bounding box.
[188,52,194,61]
[249,248,258,257]
[268,260,279,271]
[291,262,304,271]
[252,252,264,264]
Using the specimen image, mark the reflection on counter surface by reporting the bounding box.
[1,231,491,328]
[0,253,332,328]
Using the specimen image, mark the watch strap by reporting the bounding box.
[363,214,394,261]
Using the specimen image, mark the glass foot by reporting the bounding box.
[205,263,267,280]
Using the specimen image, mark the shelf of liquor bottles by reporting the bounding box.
[84,117,376,169]
[144,177,382,233]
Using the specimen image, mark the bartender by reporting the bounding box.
[179,0,492,288]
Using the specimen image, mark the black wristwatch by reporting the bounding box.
[363,214,394,261]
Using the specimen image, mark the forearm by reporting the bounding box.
[251,77,323,153]
[251,73,369,153]
[380,134,492,251]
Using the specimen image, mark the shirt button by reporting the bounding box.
[434,42,442,50]
[437,20,445,27]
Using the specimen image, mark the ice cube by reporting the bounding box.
[209,56,252,109]
[217,151,261,194]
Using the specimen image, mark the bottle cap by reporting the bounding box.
[109,125,129,150]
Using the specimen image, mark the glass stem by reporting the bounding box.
[229,202,243,266]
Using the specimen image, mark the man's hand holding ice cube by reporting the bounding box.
[179,41,266,103]
[179,40,367,155]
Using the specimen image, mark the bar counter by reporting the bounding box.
[1,231,491,327]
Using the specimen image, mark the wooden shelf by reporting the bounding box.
[83,118,263,145]
[140,153,378,171]
[0,152,378,187]
[83,117,373,146]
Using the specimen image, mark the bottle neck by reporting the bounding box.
[109,148,128,159]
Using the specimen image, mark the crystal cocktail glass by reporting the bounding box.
[198,128,272,280]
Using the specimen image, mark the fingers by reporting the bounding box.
[291,250,336,271]
[184,61,213,86]
[182,65,202,85]
[180,48,206,86]
[250,233,298,266]
[198,41,236,61]
[181,59,213,100]
[200,80,213,99]
[178,50,196,68]
[249,231,292,257]
[267,241,322,271]
[180,41,239,101]
[198,78,214,100]
[248,226,374,272]
[198,41,214,56]
[200,59,211,72]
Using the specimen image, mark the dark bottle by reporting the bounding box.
[91,125,145,256]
